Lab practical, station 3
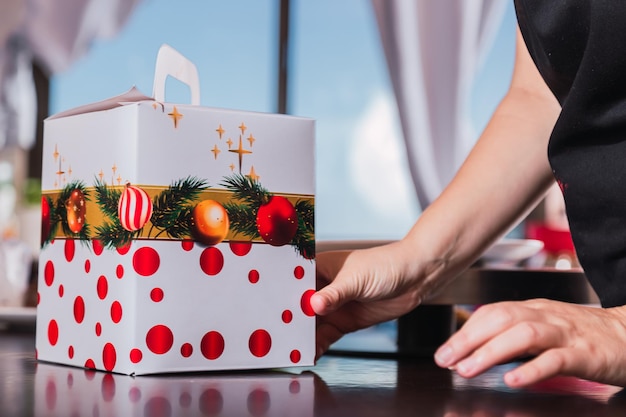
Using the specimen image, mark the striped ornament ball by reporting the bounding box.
[118,184,153,232]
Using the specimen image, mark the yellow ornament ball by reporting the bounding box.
[191,200,230,246]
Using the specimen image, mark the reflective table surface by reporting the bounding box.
[2,328,626,417]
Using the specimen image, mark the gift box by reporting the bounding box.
[34,361,314,416]
[35,45,315,374]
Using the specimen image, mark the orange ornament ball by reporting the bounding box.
[191,200,230,246]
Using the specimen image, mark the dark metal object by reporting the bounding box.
[277,0,290,114]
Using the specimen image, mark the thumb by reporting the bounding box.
[311,270,361,316]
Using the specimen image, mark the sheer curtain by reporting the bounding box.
[0,0,141,151]
[372,0,507,208]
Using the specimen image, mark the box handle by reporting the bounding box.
[152,44,201,105]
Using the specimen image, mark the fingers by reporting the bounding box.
[504,348,573,387]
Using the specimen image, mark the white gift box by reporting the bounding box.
[35,45,315,375]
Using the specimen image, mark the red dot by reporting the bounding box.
[146,325,174,354]
[97,275,108,299]
[84,259,91,273]
[64,239,75,262]
[200,331,225,360]
[84,359,96,369]
[294,266,305,279]
[229,241,252,256]
[300,289,315,317]
[249,329,271,357]
[110,301,123,323]
[68,345,74,359]
[290,350,301,363]
[130,348,143,363]
[103,343,117,371]
[48,320,59,346]
[95,322,102,336]
[116,265,124,279]
[74,296,85,324]
[181,239,194,251]
[58,285,64,298]
[150,288,164,302]
[93,239,104,256]
[37,292,40,305]
[44,261,54,286]
[282,310,293,323]
[116,242,131,255]
[248,269,260,284]
[133,247,160,276]
[199,247,224,276]
[180,343,193,358]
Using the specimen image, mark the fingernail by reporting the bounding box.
[434,345,453,366]
[457,357,476,375]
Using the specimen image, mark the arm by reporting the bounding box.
[312,28,560,350]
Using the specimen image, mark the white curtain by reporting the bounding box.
[0,0,141,151]
[372,0,507,208]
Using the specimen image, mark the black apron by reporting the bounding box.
[515,0,626,307]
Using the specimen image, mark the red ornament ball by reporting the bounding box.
[191,200,230,246]
[41,196,51,244]
[65,189,86,234]
[118,183,153,232]
[256,196,298,246]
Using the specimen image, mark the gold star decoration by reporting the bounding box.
[98,170,104,181]
[239,122,247,135]
[68,166,73,177]
[211,144,221,159]
[117,174,122,185]
[53,144,59,162]
[229,135,252,173]
[247,134,256,147]
[226,138,233,148]
[216,124,225,139]
[168,106,183,128]
[112,164,117,175]
[247,166,260,181]
[229,163,235,171]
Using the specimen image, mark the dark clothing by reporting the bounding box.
[515,1,626,307]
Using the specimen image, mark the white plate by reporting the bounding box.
[0,306,37,326]
[481,239,544,263]
[317,238,544,264]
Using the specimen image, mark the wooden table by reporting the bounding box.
[1,328,624,417]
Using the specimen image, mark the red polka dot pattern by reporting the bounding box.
[133,247,160,276]
[300,289,315,317]
[64,239,75,262]
[146,325,174,354]
[116,242,131,255]
[103,343,116,371]
[48,320,59,346]
[249,329,271,358]
[73,296,85,324]
[150,288,164,302]
[110,301,122,323]
[37,235,316,372]
[248,269,260,284]
[92,239,104,256]
[44,261,54,286]
[130,348,143,363]
[97,276,108,300]
[294,265,305,279]
[180,343,193,358]
[199,247,224,276]
[229,241,252,256]
[181,239,194,251]
[200,331,225,360]
[281,310,293,323]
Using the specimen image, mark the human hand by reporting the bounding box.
[311,240,443,358]
[434,299,626,387]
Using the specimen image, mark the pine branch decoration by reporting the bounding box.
[223,201,259,238]
[150,176,208,238]
[221,174,270,209]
